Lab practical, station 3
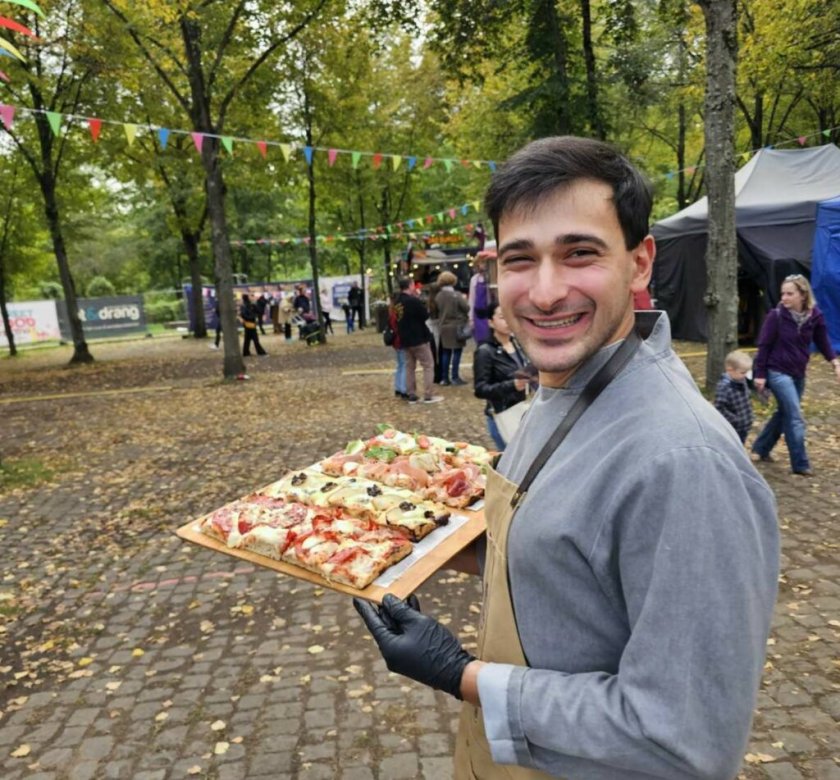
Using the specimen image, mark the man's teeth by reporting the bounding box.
[532,314,583,328]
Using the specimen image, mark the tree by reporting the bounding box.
[102,0,329,377]
[696,0,739,389]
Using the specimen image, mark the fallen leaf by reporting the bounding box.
[307,645,325,655]
[132,648,144,658]
[105,681,122,692]
[214,742,229,755]
[10,745,31,758]
[232,736,243,744]
[78,657,94,667]
[200,620,215,633]
[744,753,776,764]
[210,720,226,731]
[154,712,168,722]
[187,766,201,775]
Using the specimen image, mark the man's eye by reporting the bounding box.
[501,255,531,265]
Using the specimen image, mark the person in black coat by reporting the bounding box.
[473,302,531,449]
[240,294,267,357]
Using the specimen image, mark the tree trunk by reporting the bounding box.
[41,171,93,365]
[580,0,605,139]
[202,137,245,377]
[677,102,687,209]
[698,0,739,390]
[305,129,326,344]
[0,270,16,357]
[183,230,207,338]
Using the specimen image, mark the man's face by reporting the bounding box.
[497,180,654,388]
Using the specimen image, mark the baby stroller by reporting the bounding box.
[293,312,322,345]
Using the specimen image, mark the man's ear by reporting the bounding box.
[630,234,656,293]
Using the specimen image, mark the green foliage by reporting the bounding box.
[40,282,63,300]
[0,458,54,490]
[86,275,116,297]
[143,297,185,323]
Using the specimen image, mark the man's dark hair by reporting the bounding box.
[484,136,652,249]
[397,277,411,290]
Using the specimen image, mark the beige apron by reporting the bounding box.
[453,464,554,779]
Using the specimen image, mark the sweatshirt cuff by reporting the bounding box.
[477,663,529,766]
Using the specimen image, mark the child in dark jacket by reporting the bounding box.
[714,350,754,443]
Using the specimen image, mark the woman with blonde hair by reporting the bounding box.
[751,274,840,475]
[432,270,470,385]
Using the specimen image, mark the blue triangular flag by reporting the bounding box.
[304,146,313,165]
[158,128,170,150]
[461,205,468,215]
[488,161,497,172]
[407,156,417,171]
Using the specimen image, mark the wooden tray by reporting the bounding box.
[175,506,485,603]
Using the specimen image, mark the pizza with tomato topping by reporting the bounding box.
[319,426,492,508]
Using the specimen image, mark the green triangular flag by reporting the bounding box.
[823,129,831,137]
[221,136,234,154]
[391,155,402,171]
[351,151,361,169]
[46,111,62,136]
[443,159,453,172]
[472,201,480,212]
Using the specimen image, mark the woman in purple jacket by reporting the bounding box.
[751,274,840,475]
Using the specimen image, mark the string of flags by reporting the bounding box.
[0,0,46,83]
[0,101,499,172]
[230,210,485,249]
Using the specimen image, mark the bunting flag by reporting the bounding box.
[158,127,169,150]
[88,117,101,142]
[256,140,267,159]
[798,136,807,146]
[0,70,8,83]
[123,123,138,145]
[0,17,36,38]
[221,136,233,154]
[443,159,453,172]
[328,148,338,166]
[823,129,831,137]
[0,36,25,62]
[0,103,15,129]
[488,161,497,172]
[351,151,361,169]
[408,156,416,171]
[191,132,204,154]
[423,156,433,169]
[303,145,313,165]
[7,0,46,18]
[279,143,291,162]
[391,154,401,171]
[46,111,61,136]
[372,152,383,169]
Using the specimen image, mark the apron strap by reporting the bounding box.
[510,329,642,508]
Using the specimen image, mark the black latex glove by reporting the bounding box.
[353,593,475,699]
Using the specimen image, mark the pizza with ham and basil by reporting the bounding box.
[194,427,486,591]
[318,426,493,509]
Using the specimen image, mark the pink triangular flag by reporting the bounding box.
[0,104,15,130]
[423,156,433,169]
[191,132,204,154]
[328,148,338,166]
[797,136,807,146]
[256,140,267,159]
[88,118,102,143]
[0,70,9,84]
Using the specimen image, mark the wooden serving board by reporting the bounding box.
[175,506,485,603]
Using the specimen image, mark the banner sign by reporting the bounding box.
[56,295,147,340]
[0,299,60,347]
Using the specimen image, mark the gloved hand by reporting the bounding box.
[353,593,475,699]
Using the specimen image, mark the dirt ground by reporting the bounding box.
[1,328,838,779]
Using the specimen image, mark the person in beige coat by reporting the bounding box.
[277,285,294,341]
[433,270,470,385]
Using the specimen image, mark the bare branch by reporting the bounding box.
[208,1,248,91]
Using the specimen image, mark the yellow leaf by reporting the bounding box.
[240,605,254,616]
[105,681,122,692]
[232,736,243,744]
[308,645,325,655]
[154,712,168,722]
[132,648,144,657]
[210,720,226,731]
[11,745,31,758]
[214,741,229,755]
[187,766,202,775]
[78,657,94,667]
[744,753,776,764]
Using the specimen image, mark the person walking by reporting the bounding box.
[468,256,491,345]
[394,277,442,404]
[751,274,840,475]
[473,302,531,450]
[239,294,267,357]
[388,291,407,399]
[348,281,365,329]
[319,288,334,335]
[435,270,470,385]
[714,350,755,444]
[255,293,268,335]
[355,136,779,779]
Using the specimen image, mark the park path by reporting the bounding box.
[1,330,838,779]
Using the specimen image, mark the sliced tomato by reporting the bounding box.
[326,545,364,566]
[446,477,469,497]
[416,435,430,449]
[311,514,334,531]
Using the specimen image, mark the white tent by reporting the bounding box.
[651,144,840,341]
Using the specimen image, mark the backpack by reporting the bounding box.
[382,325,396,347]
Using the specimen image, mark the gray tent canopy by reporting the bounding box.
[651,144,840,341]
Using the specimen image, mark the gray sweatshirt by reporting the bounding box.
[477,312,779,779]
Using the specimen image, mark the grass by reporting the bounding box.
[0,457,54,490]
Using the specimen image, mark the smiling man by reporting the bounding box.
[355,137,780,779]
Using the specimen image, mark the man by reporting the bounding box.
[355,137,779,778]
[394,277,442,404]
[348,280,365,329]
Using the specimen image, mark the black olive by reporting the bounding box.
[321,482,337,492]
[367,485,382,496]
[435,513,451,526]
[398,501,415,511]
[291,473,307,486]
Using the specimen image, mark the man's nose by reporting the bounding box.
[530,260,570,311]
